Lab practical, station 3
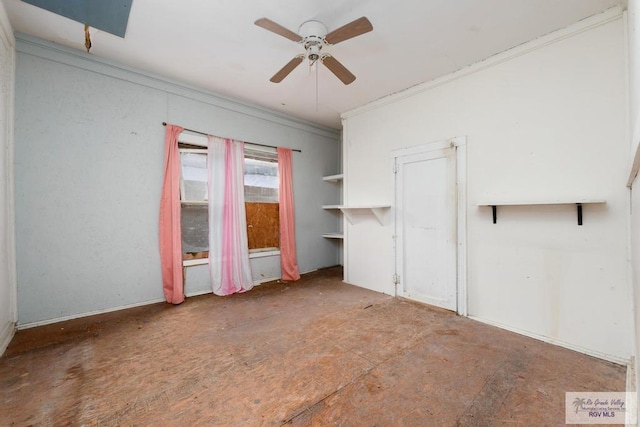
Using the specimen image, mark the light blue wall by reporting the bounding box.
[14,34,341,325]
[0,4,16,355]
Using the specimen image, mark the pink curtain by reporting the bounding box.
[278,147,300,281]
[208,136,254,295]
[159,124,185,304]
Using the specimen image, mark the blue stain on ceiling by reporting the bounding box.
[21,0,133,37]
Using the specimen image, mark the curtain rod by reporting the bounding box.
[162,122,301,153]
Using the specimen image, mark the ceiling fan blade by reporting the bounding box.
[270,56,304,83]
[322,55,356,85]
[324,16,373,45]
[254,18,302,42]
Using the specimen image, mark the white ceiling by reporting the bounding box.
[4,0,622,130]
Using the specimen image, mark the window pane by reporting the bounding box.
[244,150,279,251]
[180,152,208,201]
[181,204,208,253]
[244,157,278,203]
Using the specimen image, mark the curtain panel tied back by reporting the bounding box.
[159,124,185,304]
[278,147,300,281]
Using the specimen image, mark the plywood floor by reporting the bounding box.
[0,267,626,426]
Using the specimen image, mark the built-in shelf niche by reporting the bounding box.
[322,174,344,239]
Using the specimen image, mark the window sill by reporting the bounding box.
[182,250,280,266]
[183,258,208,267]
[249,250,280,259]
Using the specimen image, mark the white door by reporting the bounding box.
[395,146,457,311]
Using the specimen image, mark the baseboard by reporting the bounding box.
[184,272,312,298]
[253,276,280,285]
[19,269,323,329]
[184,289,212,298]
[0,320,16,357]
[17,298,166,330]
[468,315,631,366]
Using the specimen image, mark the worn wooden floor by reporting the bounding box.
[0,267,626,426]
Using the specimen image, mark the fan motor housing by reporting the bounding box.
[299,20,327,61]
[298,20,328,39]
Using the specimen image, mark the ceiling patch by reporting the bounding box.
[21,0,133,38]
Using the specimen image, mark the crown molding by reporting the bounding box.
[15,32,340,139]
[0,2,15,49]
[342,7,623,121]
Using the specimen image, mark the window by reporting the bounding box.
[177,137,280,261]
[244,147,279,253]
[179,146,208,260]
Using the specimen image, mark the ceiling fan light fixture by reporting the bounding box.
[306,42,322,62]
[300,20,327,63]
[255,16,373,85]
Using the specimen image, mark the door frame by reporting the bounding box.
[391,136,467,315]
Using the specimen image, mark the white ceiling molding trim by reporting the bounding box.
[15,32,340,139]
[0,2,14,47]
[342,6,623,121]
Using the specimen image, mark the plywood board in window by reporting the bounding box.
[246,202,279,250]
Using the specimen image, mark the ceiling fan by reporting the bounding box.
[254,16,373,85]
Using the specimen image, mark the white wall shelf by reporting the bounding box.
[330,205,392,225]
[322,232,344,239]
[477,200,606,225]
[322,174,344,182]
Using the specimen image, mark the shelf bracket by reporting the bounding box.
[577,203,582,226]
[371,207,387,224]
[342,209,355,225]
[338,206,390,225]
[486,202,588,225]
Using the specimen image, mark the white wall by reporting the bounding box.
[630,2,640,139]
[14,34,341,326]
[626,0,640,407]
[342,12,632,362]
[0,1,15,356]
